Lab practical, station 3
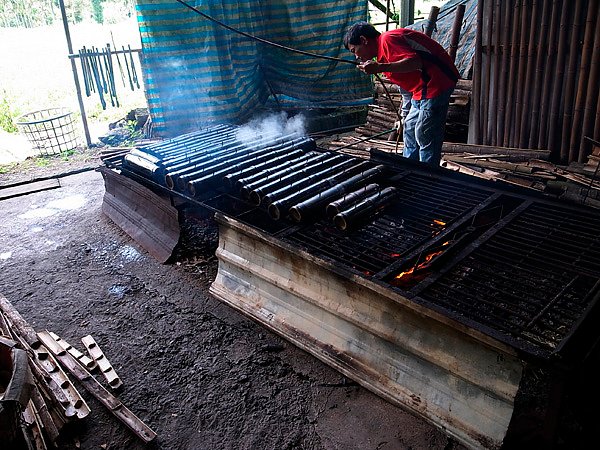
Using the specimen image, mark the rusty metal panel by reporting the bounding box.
[100,167,179,263]
[210,213,523,450]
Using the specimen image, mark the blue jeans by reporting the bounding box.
[403,88,453,166]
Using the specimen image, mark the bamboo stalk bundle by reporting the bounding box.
[496,0,512,145]
[487,0,502,146]
[537,0,562,149]
[568,0,597,162]
[481,0,494,144]
[579,2,600,162]
[502,0,522,147]
[547,0,571,156]
[516,0,540,148]
[471,0,484,143]
[511,0,531,147]
[559,0,585,162]
[528,0,552,148]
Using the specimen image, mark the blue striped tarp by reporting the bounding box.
[136,1,373,136]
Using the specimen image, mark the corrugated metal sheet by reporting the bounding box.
[136,1,373,136]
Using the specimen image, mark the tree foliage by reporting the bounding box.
[0,0,135,28]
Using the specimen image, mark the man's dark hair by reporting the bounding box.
[343,22,381,50]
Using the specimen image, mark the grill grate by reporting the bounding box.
[283,173,493,275]
[418,202,600,354]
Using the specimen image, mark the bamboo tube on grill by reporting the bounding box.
[288,166,386,223]
[511,0,532,147]
[571,1,600,162]
[261,159,357,207]
[249,154,348,205]
[239,153,333,200]
[326,184,381,219]
[503,0,523,146]
[268,161,373,220]
[236,153,325,193]
[471,0,484,143]
[580,4,600,161]
[333,187,398,231]
[528,0,553,149]
[560,0,585,162]
[547,0,570,155]
[496,0,513,145]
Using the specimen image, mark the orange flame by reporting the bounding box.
[432,219,446,227]
[394,241,451,280]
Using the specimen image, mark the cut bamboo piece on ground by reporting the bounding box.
[80,334,123,389]
[0,295,91,420]
[47,331,97,371]
[38,330,157,444]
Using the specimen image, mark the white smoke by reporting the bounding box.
[235,112,307,144]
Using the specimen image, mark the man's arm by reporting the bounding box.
[358,56,422,75]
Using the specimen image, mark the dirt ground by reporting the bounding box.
[0,153,466,449]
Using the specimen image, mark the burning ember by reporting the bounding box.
[394,241,451,281]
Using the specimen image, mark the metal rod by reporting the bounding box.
[58,0,91,146]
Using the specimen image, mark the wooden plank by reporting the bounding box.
[38,330,157,443]
[0,178,61,200]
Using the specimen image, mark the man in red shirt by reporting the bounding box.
[344,22,459,166]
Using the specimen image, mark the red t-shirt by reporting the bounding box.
[378,28,459,100]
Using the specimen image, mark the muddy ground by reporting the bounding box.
[0,155,465,450]
[1,151,599,450]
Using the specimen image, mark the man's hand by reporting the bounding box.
[358,60,381,75]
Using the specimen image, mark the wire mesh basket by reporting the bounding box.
[16,107,78,156]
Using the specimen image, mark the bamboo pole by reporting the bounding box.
[424,6,440,37]
[511,0,531,147]
[488,0,502,146]
[529,0,561,148]
[503,0,522,146]
[560,0,584,162]
[470,0,484,143]
[448,4,466,62]
[580,4,600,162]
[496,0,513,145]
[547,0,571,157]
[481,0,494,144]
[569,0,597,162]
[517,0,540,148]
